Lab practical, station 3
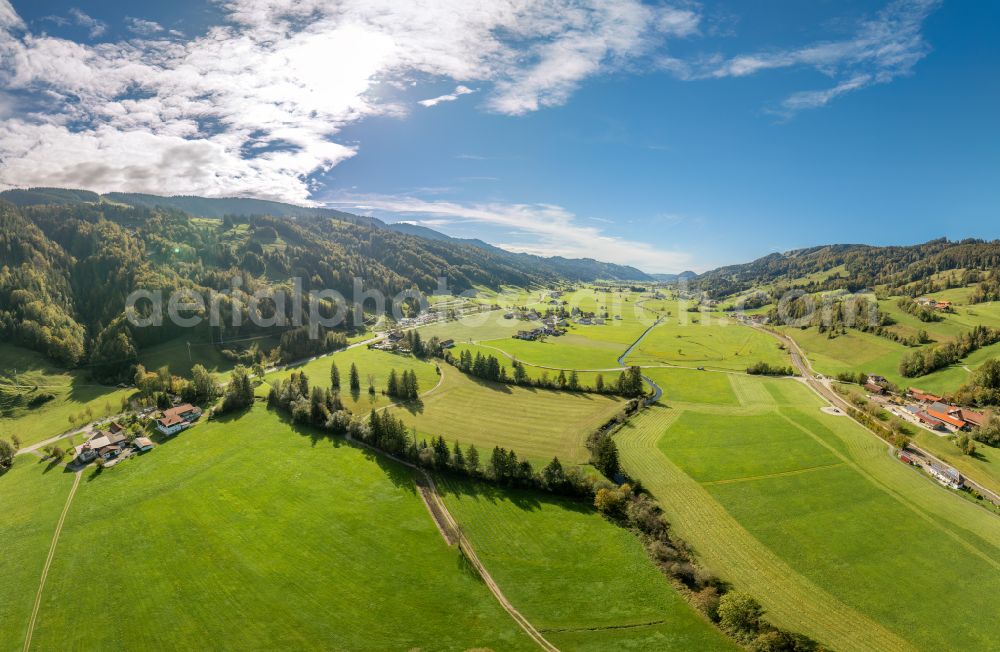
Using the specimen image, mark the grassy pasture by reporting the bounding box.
[627,315,790,371]
[438,475,736,651]
[26,407,533,650]
[0,344,134,446]
[617,373,1000,651]
[644,367,740,406]
[137,337,239,379]
[0,458,75,651]
[783,323,1000,394]
[417,309,540,342]
[384,366,624,467]
[265,346,440,415]
[475,334,627,370]
[450,342,611,387]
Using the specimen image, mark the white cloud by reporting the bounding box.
[660,0,939,114]
[126,18,164,36]
[327,194,692,273]
[418,84,474,107]
[0,0,23,31]
[0,0,699,202]
[68,7,107,39]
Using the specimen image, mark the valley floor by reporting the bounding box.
[617,371,1000,651]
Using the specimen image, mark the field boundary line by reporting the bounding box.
[23,468,82,652]
[700,462,845,486]
[778,412,1000,571]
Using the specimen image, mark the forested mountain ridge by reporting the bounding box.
[0,190,652,381]
[690,239,1000,298]
[1,188,653,282]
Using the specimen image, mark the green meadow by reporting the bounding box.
[617,373,1000,651]
[137,337,240,379]
[0,344,134,446]
[21,407,534,651]
[438,475,736,651]
[474,333,629,370]
[384,366,625,467]
[0,458,75,651]
[450,341,610,387]
[265,345,441,414]
[626,313,790,371]
[782,295,1000,394]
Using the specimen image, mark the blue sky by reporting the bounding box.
[0,1,997,272]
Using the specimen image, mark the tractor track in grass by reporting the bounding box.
[23,468,82,652]
[345,379,559,652]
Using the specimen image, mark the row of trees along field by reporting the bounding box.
[265,364,601,496]
[446,348,648,397]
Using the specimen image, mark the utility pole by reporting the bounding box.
[187,341,192,363]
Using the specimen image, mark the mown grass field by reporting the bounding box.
[627,312,790,372]
[438,475,736,651]
[265,345,440,415]
[385,366,625,467]
[617,374,1000,651]
[417,309,540,342]
[644,367,740,406]
[23,406,534,650]
[474,333,629,370]
[0,458,75,651]
[0,344,134,446]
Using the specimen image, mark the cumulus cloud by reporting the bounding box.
[418,85,474,108]
[0,0,698,202]
[328,194,692,273]
[661,0,939,114]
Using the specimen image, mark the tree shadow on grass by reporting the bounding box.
[270,406,343,449]
[456,545,483,582]
[431,471,590,514]
[465,375,513,394]
[358,448,419,494]
[394,397,425,416]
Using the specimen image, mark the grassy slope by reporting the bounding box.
[438,475,737,651]
[617,374,1000,651]
[29,406,532,650]
[265,346,440,415]
[0,458,75,651]
[385,367,624,467]
[0,344,134,446]
[137,337,240,379]
[780,295,1000,394]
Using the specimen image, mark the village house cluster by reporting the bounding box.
[72,402,203,468]
[915,297,954,312]
[74,421,153,467]
[905,388,986,433]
